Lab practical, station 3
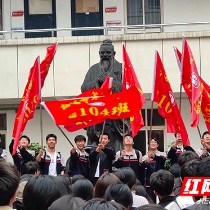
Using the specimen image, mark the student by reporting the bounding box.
[150,170,180,209]
[36,134,65,176]
[142,138,166,203]
[89,132,115,185]
[115,167,148,208]
[196,131,210,159]
[72,179,94,201]
[114,134,143,184]
[23,175,68,210]
[49,196,85,210]
[167,133,194,165]
[69,135,89,178]
[0,160,20,210]
[105,183,133,209]
[9,135,35,175]
[94,173,121,198]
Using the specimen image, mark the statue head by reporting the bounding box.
[99,39,116,59]
[99,40,116,72]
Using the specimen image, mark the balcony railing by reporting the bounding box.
[0,21,210,38]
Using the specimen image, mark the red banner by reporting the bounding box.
[41,42,58,88]
[122,44,145,137]
[64,77,113,132]
[181,37,202,127]
[152,51,190,145]
[42,86,141,126]
[12,57,41,155]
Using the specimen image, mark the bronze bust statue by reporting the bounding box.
[81,40,131,150]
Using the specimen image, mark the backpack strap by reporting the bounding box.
[134,149,140,162]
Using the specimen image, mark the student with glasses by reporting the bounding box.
[196,131,210,159]
[142,138,167,203]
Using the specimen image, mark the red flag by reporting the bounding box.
[174,47,210,134]
[122,44,145,137]
[41,42,58,88]
[152,51,190,146]
[12,57,41,155]
[42,86,142,126]
[181,36,202,127]
[64,77,113,132]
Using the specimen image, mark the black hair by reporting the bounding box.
[22,161,39,175]
[46,134,57,141]
[100,132,110,140]
[169,163,180,178]
[0,160,20,205]
[20,135,30,143]
[94,173,121,198]
[72,174,86,185]
[202,131,209,139]
[180,160,199,181]
[178,151,199,167]
[197,156,210,177]
[174,133,180,137]
[133,185,147,197]
[150,169,174,197]
[56,174,72,194]
[72,179,93,201]
[115,167,136,189]
[105,183,133,208]
[74,135,86,143]
[125,133,133,138]
[79,198,126,210]
[49,196,85,210]
[23,175,68,210]
[149,138,159,145]
[135,204,166,210]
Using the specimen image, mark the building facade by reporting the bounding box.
[0,0,210,162]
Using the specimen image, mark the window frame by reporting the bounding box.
[124,0,163,34]
[134,108,166,154]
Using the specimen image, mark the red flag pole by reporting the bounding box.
[149,101,154,141]
[179,84,182,111]
[38,56,44,148]
[57,125,74,147]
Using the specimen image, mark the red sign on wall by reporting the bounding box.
[105,7,117,13]
[12,11,24,17]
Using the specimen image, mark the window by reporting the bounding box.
[126,0,161,32]
[133,109,165,155]
[0,0,2,31]
[0,114,6,149]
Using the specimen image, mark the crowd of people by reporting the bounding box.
[0,131,210,210]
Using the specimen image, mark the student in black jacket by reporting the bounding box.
[69,135,89,178]
[9,135,35,175]
[167,133,194,165]
[89,132,115,185]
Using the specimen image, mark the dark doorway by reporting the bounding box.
[71,0,103,36]
[24,0,56,38]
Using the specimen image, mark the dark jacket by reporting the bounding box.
[142,150,167,186]
[69,150,89,178]
[39,151,65,175]
[89,146,115,179]
[113,149,144,184]
[9,139,35,175]
[167,145,194,165]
